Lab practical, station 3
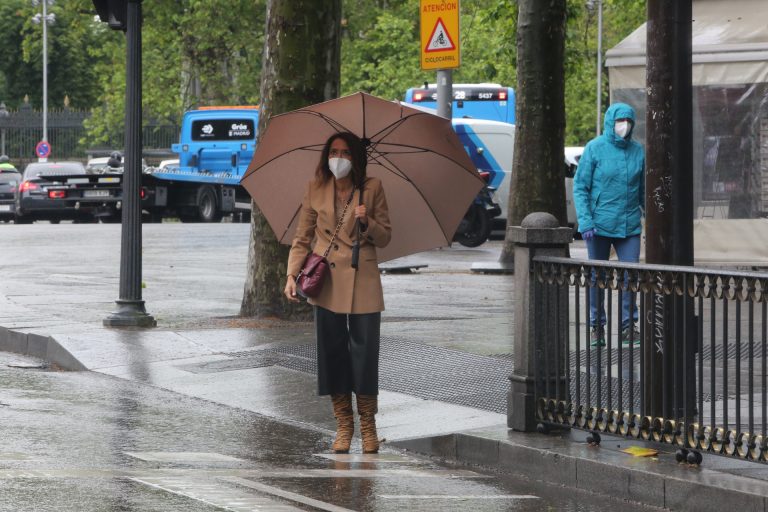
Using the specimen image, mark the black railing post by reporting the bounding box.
[102,0,155,328]
[508,212,572,432]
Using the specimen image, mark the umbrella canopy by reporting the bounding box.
[241,92,484,262]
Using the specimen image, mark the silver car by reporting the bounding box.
[0,168,21,222]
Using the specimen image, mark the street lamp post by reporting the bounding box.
[94,0,155,328]
[596,0,603,136]
[587,0,603,136]
[31,0,55,145]
[0,103,9,156]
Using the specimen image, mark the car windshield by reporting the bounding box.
[0,172,20,184]
[24,162,85,179]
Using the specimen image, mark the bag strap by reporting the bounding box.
[322,188,355,258]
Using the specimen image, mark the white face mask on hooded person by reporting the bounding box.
[328,157,352,179]
[614,120,630,139]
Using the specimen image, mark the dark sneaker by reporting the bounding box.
[590,326,606,347]
[622,325,641,346]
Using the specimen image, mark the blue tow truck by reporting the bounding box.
[154,106,258,221]
[42,106,259,222]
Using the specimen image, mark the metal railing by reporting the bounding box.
[533,255,768,462]
[0,105,178,166]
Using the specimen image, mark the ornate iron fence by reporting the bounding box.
[533,255,768,464]
[0,104,178,167]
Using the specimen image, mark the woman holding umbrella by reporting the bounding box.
[284,131,391,454]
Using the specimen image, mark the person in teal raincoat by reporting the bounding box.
[573,102,644,348]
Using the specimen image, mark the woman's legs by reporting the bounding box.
[330,394,354,453]
[614,235,641,329]
[316,307,382,453]
[586,235,612,328]
[348,312,381,395]
[315,306,353,395]
[349,312,381,453]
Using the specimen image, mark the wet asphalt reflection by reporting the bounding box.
[0,354,658,512]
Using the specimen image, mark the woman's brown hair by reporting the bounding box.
[316,132,368,189]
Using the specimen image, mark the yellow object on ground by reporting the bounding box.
[621,446,658,457]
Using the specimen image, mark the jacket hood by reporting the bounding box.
[603,102,636,147]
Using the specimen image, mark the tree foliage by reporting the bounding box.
[0,1,645,148]
[0,0,103,109]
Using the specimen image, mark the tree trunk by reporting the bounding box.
[644,0,693,420]
[241,0,342,318]
[500,0,567,263]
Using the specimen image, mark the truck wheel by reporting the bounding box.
[143,212,163,223]
[454,204,491,247]
[197,186,222,223]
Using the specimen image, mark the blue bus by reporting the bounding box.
[403,83,515,123]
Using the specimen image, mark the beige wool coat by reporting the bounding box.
[287,176,391,314]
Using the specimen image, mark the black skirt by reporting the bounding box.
[314,306,381,396]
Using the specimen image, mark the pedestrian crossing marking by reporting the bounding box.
[378,494,540,500]
[315,453,417,463]
[132,476,303,512]
[125,451,246,463]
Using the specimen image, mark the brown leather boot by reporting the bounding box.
[331,394,354,453]
[356,394,380,454]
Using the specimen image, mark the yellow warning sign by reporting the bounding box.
[420,0,460,70]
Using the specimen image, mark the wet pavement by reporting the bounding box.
[0,223,515,442]
[0,351,658,511]
[2,223,766,511]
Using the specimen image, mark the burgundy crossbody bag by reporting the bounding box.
[295,189,354,298]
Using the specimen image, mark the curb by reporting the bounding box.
[390,432,768,512]
[0,326,87,371]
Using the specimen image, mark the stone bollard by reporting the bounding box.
[508,212,572,432]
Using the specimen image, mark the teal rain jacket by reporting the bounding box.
[573,102,645,238]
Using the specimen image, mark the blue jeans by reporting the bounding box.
[586,234,641,329]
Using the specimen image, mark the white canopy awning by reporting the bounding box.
[606,0,768,89]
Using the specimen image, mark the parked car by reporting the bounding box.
[86,155,147,174]
[15,161,90,224]
[158,158,179,170]
[564,146,584,234]
[0,167,21,222]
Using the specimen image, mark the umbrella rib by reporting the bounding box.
[241,143,325,180]
[367,111,435,143]
[369,150,454,243]
[279,206,303,244]
[372,141,482,180]
[298,110,354,134]
[367,149,412,183]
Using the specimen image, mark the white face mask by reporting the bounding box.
[614,120,630,138]
[328,157,352,179]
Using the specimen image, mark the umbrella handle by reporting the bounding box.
[351,237,360,270]
[351,185,364,270]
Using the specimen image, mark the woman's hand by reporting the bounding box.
[284,277,300,302]
[354,204,368,225]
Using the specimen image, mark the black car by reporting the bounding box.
[0,168,21,222]
[15,161,91,224]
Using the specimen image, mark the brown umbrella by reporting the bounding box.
[240,92,484,262]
